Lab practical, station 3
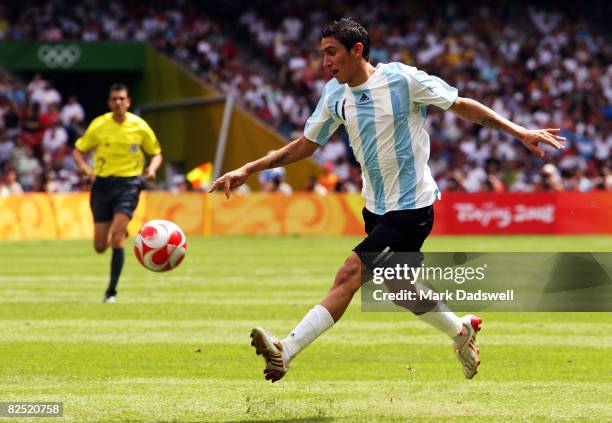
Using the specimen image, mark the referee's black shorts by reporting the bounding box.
[90,176,143,223]
[353,205,434,267]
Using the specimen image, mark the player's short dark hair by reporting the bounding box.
[109,83,128,94]
[322,18,370,61]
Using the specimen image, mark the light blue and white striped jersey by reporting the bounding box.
[304,62,458,214]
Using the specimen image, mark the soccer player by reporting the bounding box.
[72,84,162,303]
[209,18,565,381]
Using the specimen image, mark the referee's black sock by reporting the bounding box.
[106,247,125,297]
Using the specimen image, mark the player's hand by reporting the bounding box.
[144,167,157,180]
[79,165,95,183]
[519,128,565,158]
[208,167,249,199]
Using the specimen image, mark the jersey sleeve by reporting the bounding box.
[74,118,101,152]
[303,89,342,146]
[140,120,162,155]
[405,67,458,110]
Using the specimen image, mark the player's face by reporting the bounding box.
[321,37,359,84]
[108,89,131,116]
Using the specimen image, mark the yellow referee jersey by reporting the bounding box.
[75,112,161,177]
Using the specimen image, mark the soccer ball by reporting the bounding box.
[134,219,187,272]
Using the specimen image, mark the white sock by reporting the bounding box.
[417,302,463,338]
[281,304,334,363]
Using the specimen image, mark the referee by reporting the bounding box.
[72,84,162,303]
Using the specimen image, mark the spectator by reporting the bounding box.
[30,81,61,113]
[270,174,293,195]
[318,136,347,164]
[26,73,46,96]
[3,78,26,107]
[60,95,85,126]
[535,163,563,192]
[0,165,24,196]
[20,102,44,156]
[258,151,292,193]
[13,141,42,191]
[2,99,21,140]
[0,128,15,163]
[259,167,286,191]
[42,119,68,162]
[317,161,339,194]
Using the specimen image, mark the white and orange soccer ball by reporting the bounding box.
[134,219,187,272]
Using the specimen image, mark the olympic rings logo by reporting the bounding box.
[37,44,82,68]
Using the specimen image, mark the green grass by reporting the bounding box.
[0,235,610,422]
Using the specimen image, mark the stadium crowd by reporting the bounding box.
[0,0,610,194]
[232,1,612,193]
[0,72,86,195]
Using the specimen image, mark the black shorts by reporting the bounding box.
[353,205,434,265]
[90,176,143,223]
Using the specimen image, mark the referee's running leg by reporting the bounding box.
[91,176,141,303]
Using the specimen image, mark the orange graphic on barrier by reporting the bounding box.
[210,193,364,236]
[0,196,23,239]
[143,192,207,235]
[0,194,58,239]
[50,193,93,239]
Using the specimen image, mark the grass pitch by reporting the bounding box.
[0,235,610,422]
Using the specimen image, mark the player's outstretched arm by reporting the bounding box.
[208,135,319,199]
[449,97,565,157]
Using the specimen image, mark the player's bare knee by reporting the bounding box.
[93,242,107,254]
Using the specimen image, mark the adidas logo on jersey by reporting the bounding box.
[357,93,370,104]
